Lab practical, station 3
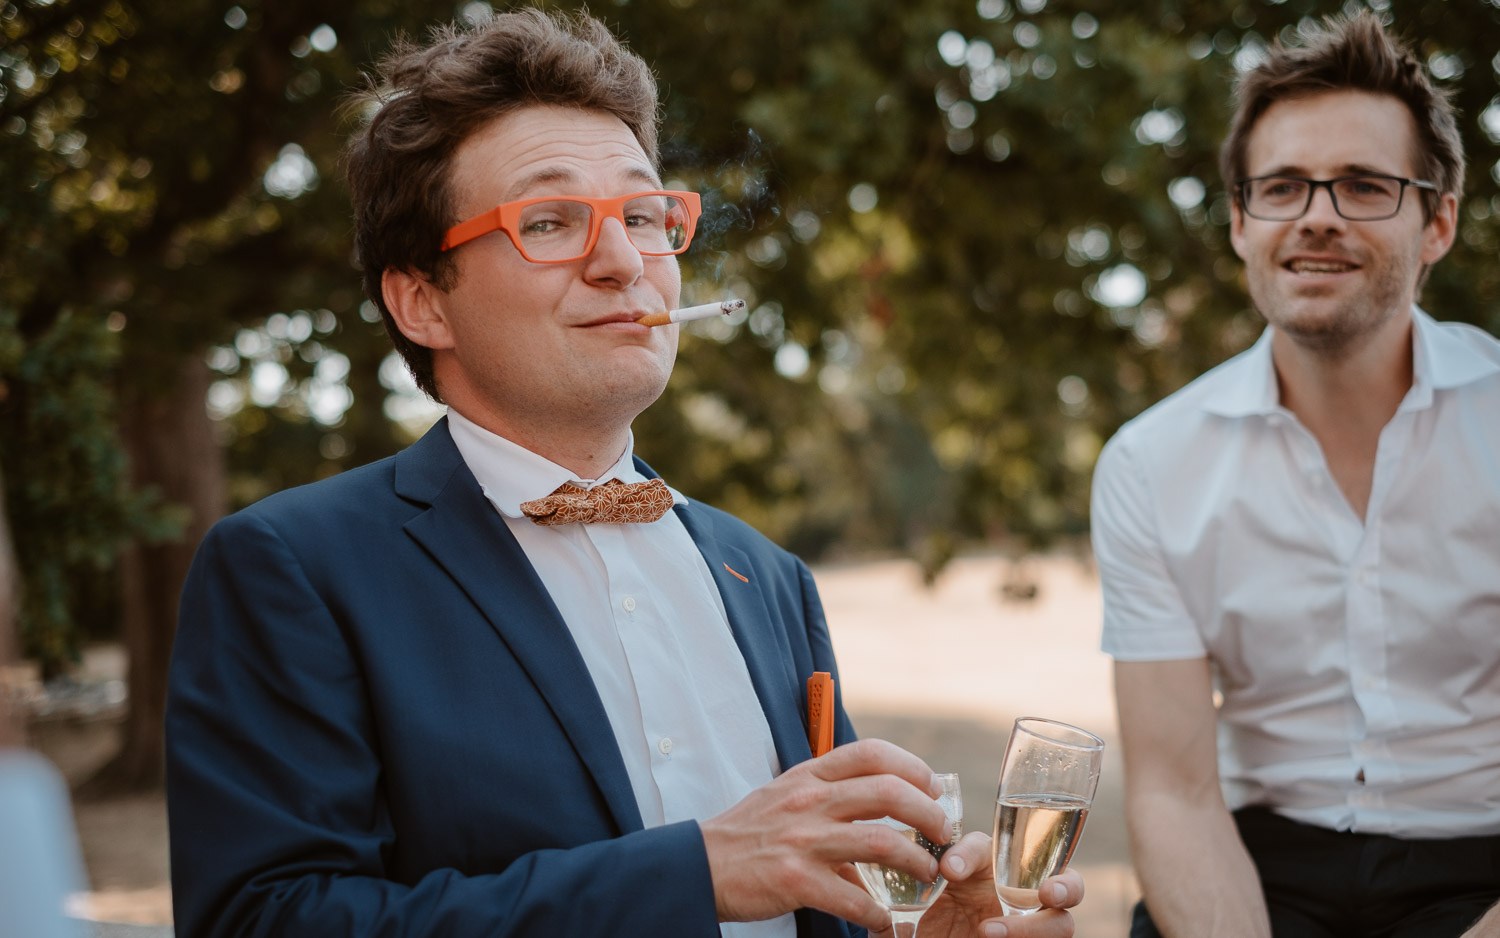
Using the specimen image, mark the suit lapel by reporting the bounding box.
[672,501,814,773]
[396,422,644,834]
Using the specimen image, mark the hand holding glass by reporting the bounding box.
[854,772,962,938]
[991,718,1104,916]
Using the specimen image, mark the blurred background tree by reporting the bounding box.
[2,0,1497,789]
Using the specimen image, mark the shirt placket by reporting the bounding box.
[585,523,686,826]
[1343,410,1414,826]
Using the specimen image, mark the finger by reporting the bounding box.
[805,738,940,796]
[819,773,948,839]
[807,870,904,934]
[817,816,941,884]
[979,909,1076,938]
[939,830,992,881]
[1036,867,1085,909]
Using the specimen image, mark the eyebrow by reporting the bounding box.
[1257,162,1408,178]
[502,164,664,202]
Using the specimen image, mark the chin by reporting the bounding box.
[603,360,674,408]
[1265,295,1401,354]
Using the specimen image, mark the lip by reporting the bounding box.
[577,312,653,328]
[1279,253,1362,276]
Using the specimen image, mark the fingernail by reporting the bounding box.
[948,854,968,876]
[929,859,940,880]
[983,924,1008,938]
[1045,881,1066,904]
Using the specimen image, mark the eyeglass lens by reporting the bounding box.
[1243,176,1406,221]
[516,194,692,261]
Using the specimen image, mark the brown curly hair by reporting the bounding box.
[343,9,660,401]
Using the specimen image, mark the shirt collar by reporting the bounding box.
[1200,306,1500,419]
[444,409,686,519]
[1200,326,1280,418]
[1403,306,1500,408]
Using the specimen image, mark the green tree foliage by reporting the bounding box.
[626,0,1500,571]
[2,0,1497,675]
[0,0,424,673]
[0,0,175,672]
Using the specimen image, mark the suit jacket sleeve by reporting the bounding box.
[166,510,722,938]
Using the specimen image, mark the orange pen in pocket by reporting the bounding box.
[806,671,835,758]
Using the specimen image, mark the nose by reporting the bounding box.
[1300,182,1345,232]
[584,216,645,286]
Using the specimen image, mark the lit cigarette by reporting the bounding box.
[639,298,746,327]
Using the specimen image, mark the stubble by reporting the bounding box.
[1247,233,1413,360]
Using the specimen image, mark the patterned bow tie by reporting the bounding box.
[519,479,675,526]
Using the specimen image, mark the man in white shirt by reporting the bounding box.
[166,9,1081,938]
[1091,11,1500,938]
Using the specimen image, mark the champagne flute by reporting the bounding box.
[854,772,963,938]
[990,717,1104,916]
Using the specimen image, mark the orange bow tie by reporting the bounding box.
[519,479,675,526]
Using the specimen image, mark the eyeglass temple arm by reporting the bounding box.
[441,207,504,252]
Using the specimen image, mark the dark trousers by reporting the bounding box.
[1130,807,1500,938]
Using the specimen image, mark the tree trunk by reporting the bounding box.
[86,355,226,794]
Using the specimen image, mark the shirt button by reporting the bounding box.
[622,596,637,612]
[658,737,673,755]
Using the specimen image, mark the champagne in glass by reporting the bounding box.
[854,773,962,938]
[990,718,1104,916]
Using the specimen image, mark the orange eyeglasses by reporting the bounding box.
[440,190,703,263]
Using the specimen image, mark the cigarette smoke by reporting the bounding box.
[663,127,782,284]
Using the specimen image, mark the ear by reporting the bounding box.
[1419,191,1459,265]
[382,268,456,351]
[1228,200,1249,262]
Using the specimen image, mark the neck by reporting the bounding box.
[446,400,634,480]
[1271,308,1414,434]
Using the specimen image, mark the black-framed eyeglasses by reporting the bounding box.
[1236,174,1437,221]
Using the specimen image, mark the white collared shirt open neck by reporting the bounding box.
[1094,307,1500,838]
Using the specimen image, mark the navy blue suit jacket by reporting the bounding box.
[166,420,861,938]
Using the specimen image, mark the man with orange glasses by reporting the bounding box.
[166,10,1081,938]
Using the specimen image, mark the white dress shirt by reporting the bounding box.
[1093,308,1500,838]
[447,411,793,938]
